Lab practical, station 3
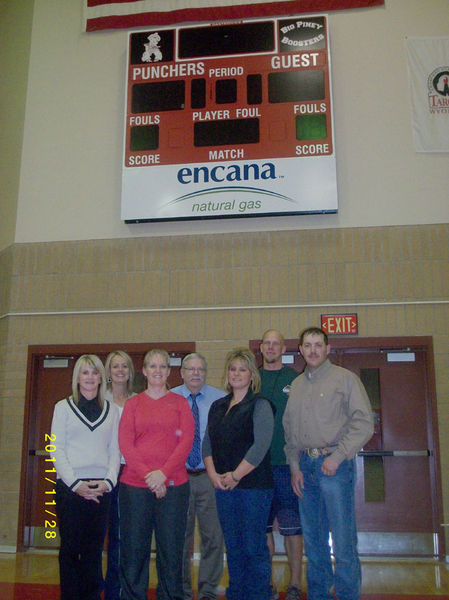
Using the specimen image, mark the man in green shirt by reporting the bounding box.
[259,329,303,600]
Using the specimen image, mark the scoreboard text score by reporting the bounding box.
[122,15,338,222]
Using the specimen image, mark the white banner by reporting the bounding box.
[405,36,449,153]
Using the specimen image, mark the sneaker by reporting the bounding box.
[270,585,279,600]
[285,584,302,600]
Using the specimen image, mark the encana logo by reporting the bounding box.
[177,162,277,184]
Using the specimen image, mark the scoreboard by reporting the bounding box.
[121,15,337,222]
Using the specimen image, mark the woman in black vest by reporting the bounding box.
[203,347,274,600]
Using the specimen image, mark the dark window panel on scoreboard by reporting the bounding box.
[247,74,263,104]
[132,81,185,113]
[268,71,325,103]
[191,78,206,109]
[179,22,275,58]
[296,114,327,140]
[130,125,159,151]
[194,118,260,146]
[216,79,237,104]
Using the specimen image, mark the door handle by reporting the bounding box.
[30,450,52,456]
[358,450,430,457]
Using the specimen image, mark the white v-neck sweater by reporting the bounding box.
[51,396,120,492]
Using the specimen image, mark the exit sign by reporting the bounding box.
[321,313,358,335]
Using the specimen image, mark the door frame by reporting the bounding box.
[18,341,195,552]
[250,335,444,559]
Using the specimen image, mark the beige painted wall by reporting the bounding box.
[12,0,449,244]
[0,1,34,251]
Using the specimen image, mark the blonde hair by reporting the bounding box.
[143,349,171,389]
[143,348,170,368]
[72,354,106,407]
[223,347,261,394]
[105,350,135,394]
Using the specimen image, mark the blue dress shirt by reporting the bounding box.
[171,383,225,470]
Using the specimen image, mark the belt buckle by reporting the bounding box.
[309,448,320,458]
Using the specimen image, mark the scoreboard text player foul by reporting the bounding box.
[121,15,338,222]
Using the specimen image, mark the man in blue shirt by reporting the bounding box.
[172,353,225,600]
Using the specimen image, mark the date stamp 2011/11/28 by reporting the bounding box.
[42,433,58,539]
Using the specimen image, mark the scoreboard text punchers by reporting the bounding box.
[121,15,338,222]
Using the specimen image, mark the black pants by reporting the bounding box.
[119,482,189,600]
[102,479,121,600]
[56,479,110,600]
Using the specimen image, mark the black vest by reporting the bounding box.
[207,390,274,489]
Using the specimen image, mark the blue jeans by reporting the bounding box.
[299,455,361,600]
[216,488,273,600]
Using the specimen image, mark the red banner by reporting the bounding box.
[85,1,384,32]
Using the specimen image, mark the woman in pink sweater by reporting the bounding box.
[118,349,194,600]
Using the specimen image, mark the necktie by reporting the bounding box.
[188,393,201,468]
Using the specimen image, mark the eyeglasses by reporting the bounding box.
[183,367,206,373]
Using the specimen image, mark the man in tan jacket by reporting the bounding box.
[283,326,373,600]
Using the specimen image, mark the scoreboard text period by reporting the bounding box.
[122,15,338,222]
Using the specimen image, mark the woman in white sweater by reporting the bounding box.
[51,354,120,600]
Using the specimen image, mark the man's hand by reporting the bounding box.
[291,470,304,498]
[321,456,338,476]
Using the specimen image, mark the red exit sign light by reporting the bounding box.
[321,313,358,335]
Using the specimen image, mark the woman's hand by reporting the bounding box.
[95,481,110,495]
[208,470,228,490]
[154,483,167,499]
[204,456,227,490]
[145,469,167,492]
[220,471,240,490]
[75,480,107,503]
